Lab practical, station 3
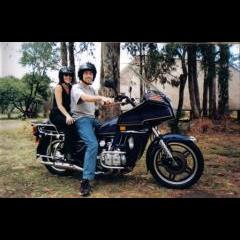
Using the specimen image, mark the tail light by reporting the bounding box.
[32,125,37,136]
[32,125,39,143]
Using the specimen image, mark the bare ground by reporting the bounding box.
[0,119,240,198]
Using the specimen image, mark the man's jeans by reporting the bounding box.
[75,117,101,180]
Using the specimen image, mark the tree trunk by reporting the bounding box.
[7,106,15,119]
[187,44,200,118]
[208,45,217,119]
[218,44,229,116]
[200,44,210,117]
[100,42,120,97]
[202,66,209,116]
[111,43,120,93]
[60,42,68,66]
[68,42,76,81]
[171,81,185,133]
[99,42,121,122]
[176,58,188,121]
[237,110,240,122]
[192,47,201,113]
[169,48,188,133]
[139,43,144,98]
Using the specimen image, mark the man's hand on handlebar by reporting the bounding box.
[114,95,136,107]
[100,96,114,105]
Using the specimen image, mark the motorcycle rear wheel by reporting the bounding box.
[42,140,73,176]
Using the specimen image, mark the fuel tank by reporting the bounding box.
[97,117,118,135]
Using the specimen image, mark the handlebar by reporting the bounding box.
[114,95,136,107]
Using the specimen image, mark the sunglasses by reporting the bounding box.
[63,73,73,77]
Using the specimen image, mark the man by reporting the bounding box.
[71,62,113,196]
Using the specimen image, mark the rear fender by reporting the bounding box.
[36,137,51,155]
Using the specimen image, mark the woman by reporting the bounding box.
[49,66,75,161]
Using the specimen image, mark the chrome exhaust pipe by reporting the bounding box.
[41,160,83,171]
[40,160,105,175]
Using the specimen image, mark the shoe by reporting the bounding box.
[80,179,92,196]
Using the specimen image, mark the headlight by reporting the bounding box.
[166,96,171,102]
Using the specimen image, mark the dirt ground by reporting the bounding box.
[0,119,240,198]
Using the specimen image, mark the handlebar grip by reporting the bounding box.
[114,95,136,107]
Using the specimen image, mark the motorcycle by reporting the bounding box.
[31,79,204,189]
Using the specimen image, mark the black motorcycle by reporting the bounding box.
[31,79,204,189]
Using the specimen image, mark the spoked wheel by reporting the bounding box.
[149,140,204,189]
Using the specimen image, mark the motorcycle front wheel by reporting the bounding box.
[148,140,204,189]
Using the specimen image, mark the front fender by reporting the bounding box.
[162,133,197,143]
[146,133,197,171]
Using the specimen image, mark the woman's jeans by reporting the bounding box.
[75,117,101,180]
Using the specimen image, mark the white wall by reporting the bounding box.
[0,42,27,78]
[0,42,2,76]
[120,60,240,110]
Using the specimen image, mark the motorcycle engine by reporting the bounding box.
[100,149,126,167]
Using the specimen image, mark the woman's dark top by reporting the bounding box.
[50,83,71,117]
[49,83,72,128]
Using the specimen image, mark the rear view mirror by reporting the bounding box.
[104,79,118,95]
[104,79,116,89]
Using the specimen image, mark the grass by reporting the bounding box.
[0,119,240,198]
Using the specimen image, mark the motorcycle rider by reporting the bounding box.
[49,66,75,161]
[71,62,113,196]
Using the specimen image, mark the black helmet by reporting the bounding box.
[78,62,97,81]
[59,66,74,83]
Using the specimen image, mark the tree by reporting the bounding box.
[20,42,59,117]
[0,76,21,118]
[145,43,181,86]
[122,43,149,97]
[123,42,182,99]
[199,43,219,119]
[193,47,201,112]
[100,42,120,96]
[157,43,188,132]
[21,42,59,74]
[77,42,96,58]
[60,42,96,80]
[8,74,51,117]
[60,42,68,66]
[165,44,188,124]
[144,43,165,84]
[99,42,121,121]
[217,44,230,116]
[68,42,76,81]
[199,44,209,117]
[207,45,217,119]
[187,44,200,118]
[128,43,188,131]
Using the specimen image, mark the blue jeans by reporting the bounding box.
[75,117,101,180]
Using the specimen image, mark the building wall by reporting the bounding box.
[0,42,27,78]
[120,60,240,110]
[0,43,2,76]
[229,66,240,109]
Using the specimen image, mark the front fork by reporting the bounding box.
[152,127,178,166]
